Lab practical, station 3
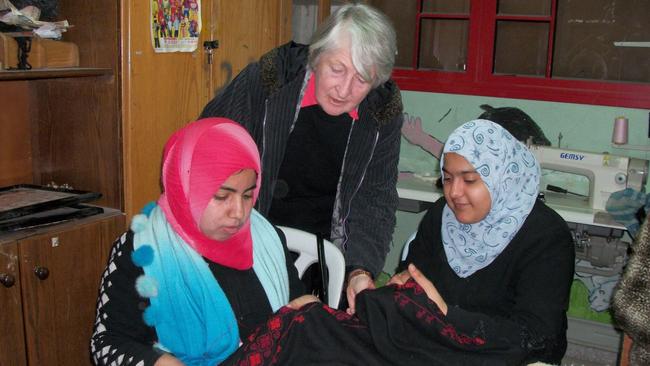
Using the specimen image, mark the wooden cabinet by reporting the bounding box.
[0,2,123,362]
[0,2,294,364]
[2,0,299,216]
[0,210,124,366]
[0,1,121,210]
[0,240,27,366]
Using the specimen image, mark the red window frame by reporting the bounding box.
[392,0,650,110]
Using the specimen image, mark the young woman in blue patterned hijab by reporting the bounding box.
[391,118,574,364]
[440,119,540,277]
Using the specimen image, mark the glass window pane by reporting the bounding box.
[553,0,650,83]
[292,0,319,44]
[494,21,549,76]
[368,0,417,68]
[422,0,469,13]
[329,0,346,14]
[292,0,348,44]
[419,19,468,71]
[497,0,551,16]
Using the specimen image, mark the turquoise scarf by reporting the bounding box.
[131,204,289,365]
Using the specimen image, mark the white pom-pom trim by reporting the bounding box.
[130,214,148,233]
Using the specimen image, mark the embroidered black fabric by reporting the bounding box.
[223,280,528,366]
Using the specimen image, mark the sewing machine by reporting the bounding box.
[396,145,648,353]
[528,145,648,212]
[528,144,648,281]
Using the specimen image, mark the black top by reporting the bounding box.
[269,105,353,239]
[199,42,404,276]
[90,229,304,366]
[398,198,575,365]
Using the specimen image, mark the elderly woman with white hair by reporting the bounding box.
[201,3,403,312]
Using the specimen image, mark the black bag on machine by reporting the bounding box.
[478,104,551,146]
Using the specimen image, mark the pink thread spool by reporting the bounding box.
[612,116,629,145]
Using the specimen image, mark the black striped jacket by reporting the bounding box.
[200,42,403,276]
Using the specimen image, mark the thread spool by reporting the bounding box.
[612,116,629,145]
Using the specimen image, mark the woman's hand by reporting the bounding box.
[286,294,320,310]
[346,271,376,315]
[387,269,411,286]
[154,353,185,366]
[407,264,448,315]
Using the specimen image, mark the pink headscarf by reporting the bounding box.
[158,118,261,269]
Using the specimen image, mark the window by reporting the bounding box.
[292,0,346,44]
[369,0,650,109]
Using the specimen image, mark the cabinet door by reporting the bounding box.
[209,0,291,91]
[18,214,124,366]
[0,241,28,366]
[122,0,292,219]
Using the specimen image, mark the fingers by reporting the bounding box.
[345,285,357,315]
[401,115,414,133]
[407,263,426,280]
[408,264,448,315]
[402,112,419,127]
[386,276,398,286]
[408,263,434,294]
[345,274,374,315]
[387,270,411,286]
[287,294,320,310]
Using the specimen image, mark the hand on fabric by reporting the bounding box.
[346,271,376,315]
[287,294,320,310]
[154,353,185,366]
[408,264,448,315]
[387,269,411,286]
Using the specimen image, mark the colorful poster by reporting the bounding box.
[151,0,201,53]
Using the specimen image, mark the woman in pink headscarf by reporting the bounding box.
[90,118,309,366]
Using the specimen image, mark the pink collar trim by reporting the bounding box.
[300,74,359,120]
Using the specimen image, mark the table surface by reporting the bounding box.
[397,176,626,230]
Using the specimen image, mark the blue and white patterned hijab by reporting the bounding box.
[440,120,540,277]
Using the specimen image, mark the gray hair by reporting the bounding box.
[308,3,397,88]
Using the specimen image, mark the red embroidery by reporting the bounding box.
[234,304,323,365]
[247,352,263,366]
[268,317,281,330]
[257,333,273,350]
[394,282,487,346]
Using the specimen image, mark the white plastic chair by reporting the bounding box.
[278,226,345,308]
[401,231,418,261]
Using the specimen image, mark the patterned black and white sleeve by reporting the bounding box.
[90,231,163,366]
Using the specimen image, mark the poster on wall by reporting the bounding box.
[151,0,201,53]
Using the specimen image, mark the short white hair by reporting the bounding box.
[308,3,397,88]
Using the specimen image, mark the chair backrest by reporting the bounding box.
[401,231,417,261]
[278,226,345,308]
